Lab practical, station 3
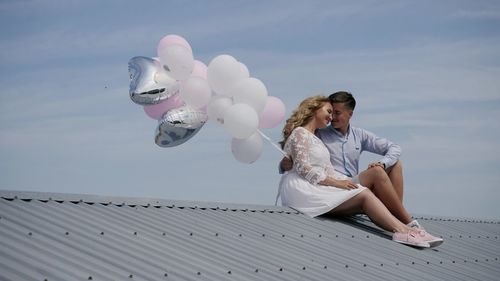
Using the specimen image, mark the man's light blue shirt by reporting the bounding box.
[316,125,401,178]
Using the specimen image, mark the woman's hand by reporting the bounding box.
[320,177,359,190]
[333,180,359,190]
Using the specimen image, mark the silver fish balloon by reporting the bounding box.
[155,105,208,147]
[128,56,179,105]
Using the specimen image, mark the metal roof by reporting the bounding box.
[1,190,499,281]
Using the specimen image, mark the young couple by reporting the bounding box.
[278,92,443,248]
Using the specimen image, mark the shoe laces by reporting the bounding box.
[417,230,429,237]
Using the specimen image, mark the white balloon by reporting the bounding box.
[158,44,194,81]
[223,103,258,139]
[230,77,268,114]
[179,77,212,109]
[207,55,245,96]
[238,62,250,78]
[207,95,233,124]
[231,132,263,164]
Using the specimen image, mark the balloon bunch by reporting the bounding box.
[128,34,286,163]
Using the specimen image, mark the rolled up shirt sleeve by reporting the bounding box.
[360,129,401,169]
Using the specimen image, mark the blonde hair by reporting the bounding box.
[280,95,330,148]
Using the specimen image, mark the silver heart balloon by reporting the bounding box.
[155,105,208,147]
[128,56,179,105]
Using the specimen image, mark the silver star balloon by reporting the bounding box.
[128,56,179,105]
[155,105,208,147]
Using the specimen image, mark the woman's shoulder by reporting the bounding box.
[290,126,308,136]
[288,127,316,143]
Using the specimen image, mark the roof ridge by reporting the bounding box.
[1,190,498,223]
[0,189,297,213]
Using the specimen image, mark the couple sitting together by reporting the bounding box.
[278,91,443,248]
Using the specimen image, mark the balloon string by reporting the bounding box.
[257,129,289,158]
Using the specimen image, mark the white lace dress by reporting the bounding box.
[279,127,366,217]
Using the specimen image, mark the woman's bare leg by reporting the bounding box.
[359,166,412,224]
[330,190,409,233]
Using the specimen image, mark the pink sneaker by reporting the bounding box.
[393,231,430,248]
[417,230,444,248]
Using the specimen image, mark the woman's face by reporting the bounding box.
[314,102,333,129]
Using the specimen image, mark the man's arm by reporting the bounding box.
[279,157,293,174]
[359,128,401,169]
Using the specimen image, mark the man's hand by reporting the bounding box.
[368,162,385,169]
[280,157,293,172]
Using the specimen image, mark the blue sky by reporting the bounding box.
[1,0,499,219]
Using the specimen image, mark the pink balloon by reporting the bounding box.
[157,34,192,56]
[259,96,286,129]
[143,94,184,120]
[191,60,208,79]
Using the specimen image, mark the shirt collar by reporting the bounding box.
[330,124,351,138]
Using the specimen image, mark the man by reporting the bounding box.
[319,91,404,202]
[281,91,422,229]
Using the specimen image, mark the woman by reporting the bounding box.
[278,95,442,248]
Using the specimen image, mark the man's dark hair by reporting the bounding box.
[328,91,356,110]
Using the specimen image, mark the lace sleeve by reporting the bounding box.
[285,127,327,184]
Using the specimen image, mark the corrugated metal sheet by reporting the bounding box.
[0,190,499,281]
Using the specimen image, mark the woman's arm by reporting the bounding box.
[287,128,326,184]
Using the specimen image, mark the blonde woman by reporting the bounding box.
[278,95,442,248]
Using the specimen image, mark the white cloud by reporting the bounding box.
[249,37,500,102]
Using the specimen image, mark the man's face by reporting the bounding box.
[331,102,353,130]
